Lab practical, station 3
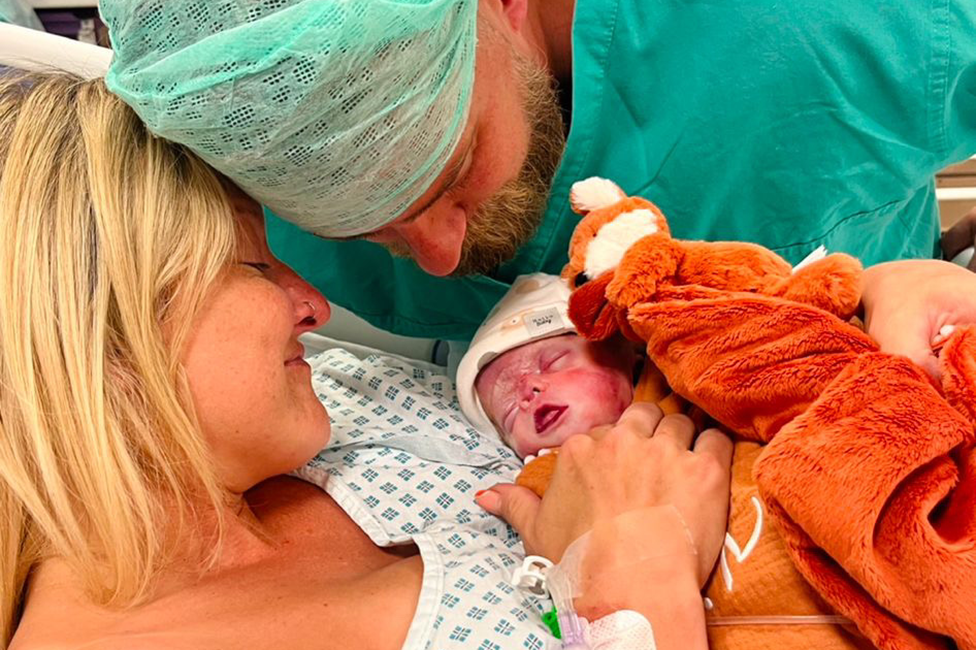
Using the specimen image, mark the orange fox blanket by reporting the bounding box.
[538,177,976,650]
[630,289,974,650]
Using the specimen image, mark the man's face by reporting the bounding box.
[357,14,566,277]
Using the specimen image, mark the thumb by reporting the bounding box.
[476,483,541,543]
[870,312,941,380]
[880,330,941,380]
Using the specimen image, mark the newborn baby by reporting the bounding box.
[456,274,637,458]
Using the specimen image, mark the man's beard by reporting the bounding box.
[386,52,566,276]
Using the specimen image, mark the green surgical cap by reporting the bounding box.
[0,0,43,30]
[101,0,477,237]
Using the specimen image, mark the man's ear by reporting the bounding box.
[484,0,530,33]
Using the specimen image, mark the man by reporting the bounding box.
[102,0,976,371]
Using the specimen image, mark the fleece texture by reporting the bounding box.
[518,178,974,650]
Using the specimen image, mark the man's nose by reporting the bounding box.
[394,206,468,276]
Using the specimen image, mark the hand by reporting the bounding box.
[476,404,733,588]
[862,259,976,378]
[941,207,976,270]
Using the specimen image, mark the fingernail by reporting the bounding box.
[475,489,500,512]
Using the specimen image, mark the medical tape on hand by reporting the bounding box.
[542,506,696,648]
[548,505,698,600]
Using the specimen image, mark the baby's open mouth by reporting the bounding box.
[534,404,568,435]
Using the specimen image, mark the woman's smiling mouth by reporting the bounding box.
[534,404,568,434]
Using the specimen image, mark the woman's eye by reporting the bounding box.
[241,262,271,273]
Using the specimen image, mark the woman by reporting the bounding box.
[0,73,733,650]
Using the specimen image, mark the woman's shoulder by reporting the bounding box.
[12,478,422,650]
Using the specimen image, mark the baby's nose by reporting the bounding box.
[518,374,546,403]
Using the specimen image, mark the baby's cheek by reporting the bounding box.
[579,394,628,425]
[574,371,633,414]
[512,429,551,458]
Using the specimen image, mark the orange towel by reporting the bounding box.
[703,441,877,650]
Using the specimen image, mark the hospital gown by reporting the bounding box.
[297,348,554,650]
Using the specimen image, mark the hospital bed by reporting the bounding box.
[0,20,441,362]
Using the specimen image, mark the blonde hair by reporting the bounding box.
[0,72,240,644]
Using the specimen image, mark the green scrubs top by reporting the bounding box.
[0,0,42,30]
[267,0,976,341]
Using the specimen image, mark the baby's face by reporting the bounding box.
[475,335,635,458]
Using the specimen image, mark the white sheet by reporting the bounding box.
[0,22,111,77]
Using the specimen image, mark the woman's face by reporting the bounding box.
[181,196,331,493]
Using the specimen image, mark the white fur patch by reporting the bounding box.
[584,210,659,280]
[792,245,828,274]
[570,177,626,212]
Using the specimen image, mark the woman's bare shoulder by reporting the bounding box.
[12,477,423,650]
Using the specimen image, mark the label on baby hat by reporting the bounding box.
[523,307,565,338]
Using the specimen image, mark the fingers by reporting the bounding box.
[614,402,665,438]
[651,413,696,448]
[869,308,942,380]
[881,328,942,380]
[941,209,976,261]
[475,483,541,543]
[586,424,613,441]
[693,428,734,469]
[907,349,941,380]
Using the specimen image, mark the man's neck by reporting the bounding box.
[525,0,575,83]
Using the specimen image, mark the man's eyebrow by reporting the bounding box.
[328,138,474,242]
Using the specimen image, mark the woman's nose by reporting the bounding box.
[276,264,330,332]
[295,291,330,333]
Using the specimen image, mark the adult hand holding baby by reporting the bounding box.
[476,403,733,649]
